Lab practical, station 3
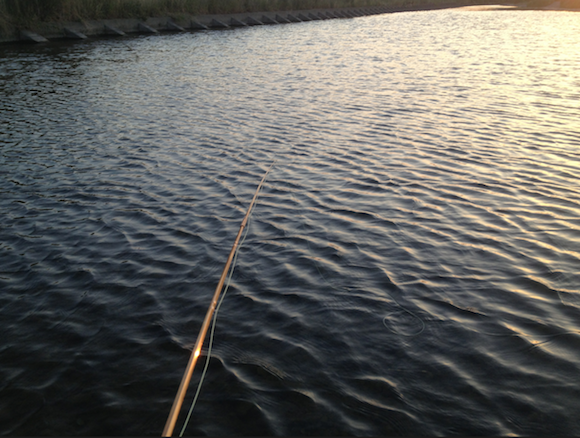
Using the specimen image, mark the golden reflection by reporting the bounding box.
[502,323,542,347]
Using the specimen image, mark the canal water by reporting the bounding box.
[1,6,579,436]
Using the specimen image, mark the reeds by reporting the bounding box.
[1,0,204,22]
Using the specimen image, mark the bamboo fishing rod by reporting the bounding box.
[162,163,273,437]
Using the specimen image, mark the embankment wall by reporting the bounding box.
[1,1,503,44]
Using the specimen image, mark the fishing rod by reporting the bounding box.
[162,163,274,437]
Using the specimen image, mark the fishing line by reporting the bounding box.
[382,296,426,337]
[162,162,274,437]
[179,212,254,437]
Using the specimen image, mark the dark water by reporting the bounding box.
[1,7,580,436]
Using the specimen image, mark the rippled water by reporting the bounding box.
[1,7,580,436]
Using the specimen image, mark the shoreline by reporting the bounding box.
[2,1,578,45]
[1,2,473,44]
[0,5,405,44]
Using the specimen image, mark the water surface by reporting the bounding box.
[1,7,580,436]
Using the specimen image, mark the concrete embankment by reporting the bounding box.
[0,3,474,45]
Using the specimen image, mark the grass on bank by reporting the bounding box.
[0,0,477,35]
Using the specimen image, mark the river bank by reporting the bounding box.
[0,0,515,44]
[2,0,580,43]
[0,4,429,43]
[2,0,578,44]
[0,0,431,38]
